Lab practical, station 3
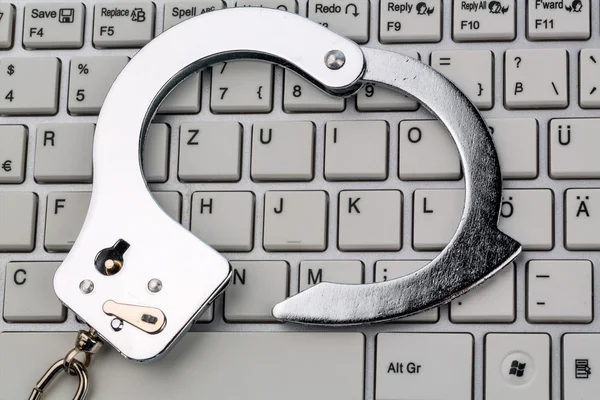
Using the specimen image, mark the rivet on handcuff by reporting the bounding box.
[31,7,521,399]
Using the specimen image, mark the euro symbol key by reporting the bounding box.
[1,160,12,172]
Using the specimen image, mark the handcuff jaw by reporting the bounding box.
[53,7,520,362]
[273,48,522,324]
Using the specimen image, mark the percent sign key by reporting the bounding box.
[78,63,89,74]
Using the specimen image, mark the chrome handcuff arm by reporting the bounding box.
[52,7,521,364]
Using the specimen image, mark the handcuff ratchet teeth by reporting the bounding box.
[36,7,520,398]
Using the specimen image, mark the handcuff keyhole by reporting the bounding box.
[94,239,130,276]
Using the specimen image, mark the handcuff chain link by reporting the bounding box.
[29,330,103,400]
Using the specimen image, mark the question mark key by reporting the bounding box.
[504,49,568,109]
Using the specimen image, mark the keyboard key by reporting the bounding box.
[68,56,129,115]
[0,192,37,252]
[355,51,419,111]
[399,120,461,180]
[431,50,494,109]
[580,49,600,108]
[527,260,592,323]
[158,73,201,114]
[413,189,553,250]
[152,191,182,222]
[263,191,328,251]
[0,57,60,115]
[485,333,550,400]
[307,0,370,43]
[527,0,590,40]
[224,261,289,322]
[499,189,554,250]
[374,261,438,322]
[3,262,66,322]
[251,121,315,181]
[338,190,402,251]
[450,263,515,323]
[178,122,242,182]
[0,332,364,399]
[379,0,442,43]
[34,123,94,183]
[93,2,155,48]
[191,192,255,251]
[211,61,273,113]
[563,334,600,399]
[283,71,345,112]
[163,1,225,31]
[0,125,27,183]
[299,260,363,291]
[44,192,91,252]
[565,189,600,250]
[412,189,463,250]
[325,120,388,180]
[453,0,516,41]
[487,118,538,179]
[23,3,85,49]
[196,304,214,323]
[376,333,472,399]
[356,83,418,111]
[550,118,600,178]
[0,3,15,49]
[142,124,170,183]
[236,0,298,12]
[505,49,568,109]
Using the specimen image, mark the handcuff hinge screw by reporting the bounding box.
[324,50,346,70]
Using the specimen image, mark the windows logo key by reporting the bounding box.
[509,360,527,377]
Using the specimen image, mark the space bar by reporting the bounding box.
[0,332,365,399]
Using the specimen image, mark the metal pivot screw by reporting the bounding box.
[148,278,163,293]
[324,50,346,70]
[111,318,124,332]
[79,279,94,294]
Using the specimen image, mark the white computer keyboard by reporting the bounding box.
[0,0,599,399]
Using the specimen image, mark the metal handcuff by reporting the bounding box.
[29,7,521,399]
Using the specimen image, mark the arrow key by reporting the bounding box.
[0,125,26,183]
[307,0,370,43]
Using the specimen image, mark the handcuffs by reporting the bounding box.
[29,7,521,399]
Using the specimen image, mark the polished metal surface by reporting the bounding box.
[52,7,365,362]
[272,48,522,324]
[28,359,88,400]
[53,6,520,362]
[1,2,597,398]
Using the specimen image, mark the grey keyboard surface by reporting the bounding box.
[1,0,600,399]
